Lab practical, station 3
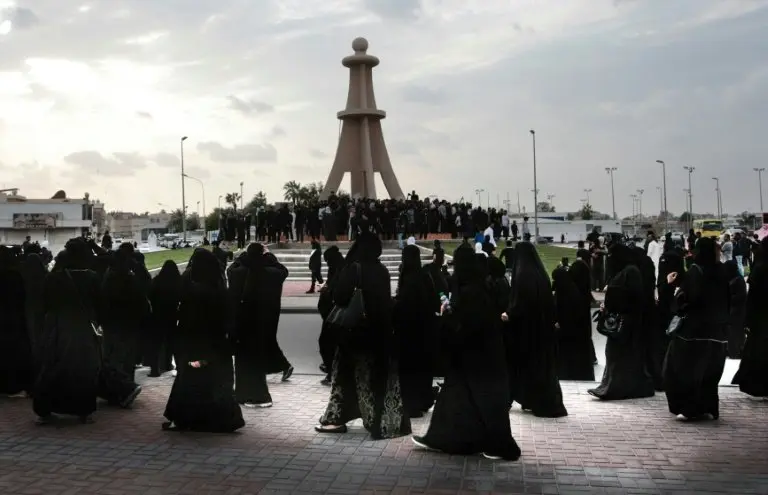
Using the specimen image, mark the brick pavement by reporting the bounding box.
[3,375,768,494]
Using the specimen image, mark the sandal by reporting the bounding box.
[314,424,347,434]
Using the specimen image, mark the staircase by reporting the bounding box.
[272,243,433,281]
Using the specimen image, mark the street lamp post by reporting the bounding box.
[183,173,206,232]
[630,194,638,236]
[474,189,485,208]
[605,167,617,220]
[584,188,592,204]
[180,136,188,242]
[684,166,695,231]
[655,160,668,234]
[712,177,721,219]
[530,129,539,242]
[656,187,663,219]
[636,189,644,221]
[755,168,765,224]
[240,182,244,210]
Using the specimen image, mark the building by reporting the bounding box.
[0,189,96,247]
[106,211,171,241]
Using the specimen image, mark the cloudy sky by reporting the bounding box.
[0,0,766,218]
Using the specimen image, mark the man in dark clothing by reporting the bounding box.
[499,240,516,271]
[576,240,591,264]
[101,231,113,251]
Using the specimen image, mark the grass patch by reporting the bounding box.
[422,241,575,275]
[142,247,201,270]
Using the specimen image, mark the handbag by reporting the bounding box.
[666,314,686,337]
[65,269,103,337]
[595,310,624,338]
[326,263,366,330]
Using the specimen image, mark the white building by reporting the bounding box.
[0,190,95,247]
[106,212,171,241]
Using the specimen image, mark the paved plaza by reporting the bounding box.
[2,367,768,494]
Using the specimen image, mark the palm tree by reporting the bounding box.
[225,192,241,211]
[283,180,302,205]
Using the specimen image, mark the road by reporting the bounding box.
[271,315,741,385]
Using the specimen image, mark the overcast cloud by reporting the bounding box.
[0,0,767,216]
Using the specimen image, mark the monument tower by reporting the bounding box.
[319,37,405,201]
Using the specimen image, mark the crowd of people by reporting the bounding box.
[219,191,527,245]
[1,217,767,461]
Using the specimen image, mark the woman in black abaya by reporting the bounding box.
[663,237,729,419]
[413,245,521,461]
[0,246,33,397]
[504,242,567,418]
[21,253,47,372]
[632,246,664,391]
[318,246,346,384]
[733,238,768,397]
[33,241,101,423]
[394,245,438,418]
[569,257,597,365]
[588,244,655,400]
[317,232,410,439]
[146,260,181,377]
[101,243,150,381]
[163,249,244,432]
[552,266,595,381]
[724,261,747,360]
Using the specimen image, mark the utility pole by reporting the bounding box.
[584,188,592,204]
[636,189,644,221]
[712,177,721,219]
[630,194,638,236]
[655,160,668,234]
[180,136,188,242]
[755,168,765,225]
[684,166,695,231]
[605,167,617,220]
[530,129,539,242]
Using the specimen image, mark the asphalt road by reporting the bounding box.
[273,315,740,384]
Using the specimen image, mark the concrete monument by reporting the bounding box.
[319,38,405,201]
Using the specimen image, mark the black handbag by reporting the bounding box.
[594,310,624,337]
[666,314,686,337]
[326,263,366,330]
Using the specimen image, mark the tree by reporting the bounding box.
[225,192,241,211]
[283,180,302,204]
[187,212,201,231]
[739,211,756,227]
[167,208,201,232]
[578,202,594,221]
[244,191,268,214]
[298,182,324,204]
[537,201,555,212]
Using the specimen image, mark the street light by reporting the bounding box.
[196,201,200,217]
[474,189,485,208]
[630,194,638,235]
[754,168,765,224]
[605,167,617,220]
[183,173,206,232]
[583,188,592,204]
[684,166,695,231]
[240,181,244,210]
[712,177,722,219]
[180,136,188,242]
[636,189,644,220]
[655,160,668,234]
[530,129,539,242]
[655,187,663,219]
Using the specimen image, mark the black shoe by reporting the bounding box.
[306,289,315,294]
[281,366,294,382]
[315,424,347,433]
[320,375,331,386]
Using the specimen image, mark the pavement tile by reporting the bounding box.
[2,377,768,494]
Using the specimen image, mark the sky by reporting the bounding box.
[0,0,767,218]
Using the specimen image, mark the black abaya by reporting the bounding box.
[0,264,33,396]
[419,248,520,460]
[33,269,102,417]
[733,254,768,397]
[663,256,728,419]
[589,262,655,401]
[552,267,595,381]
[164,273,244,432]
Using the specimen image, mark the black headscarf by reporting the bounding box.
[607,243,635,277]
[154,260,181,290]
[452,244,481,287]
[694,237,718,269]
[323,245,345,282]
[187,248,224,289]
[346,231,382,263]
[509,242,552,314]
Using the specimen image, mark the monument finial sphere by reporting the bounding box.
[352,37,368,53]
